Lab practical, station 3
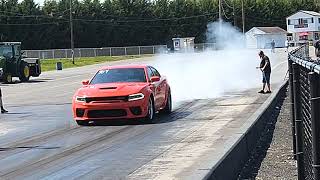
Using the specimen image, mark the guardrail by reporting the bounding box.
[288,45,320,180]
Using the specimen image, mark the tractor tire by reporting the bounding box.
[19,62,30,82]
[3,73,13,84]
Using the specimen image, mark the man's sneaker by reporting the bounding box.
[258,90,265,94]
[1,109,8,113]
[266,91,272,94]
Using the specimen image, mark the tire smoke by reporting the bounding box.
[154,21,262,103]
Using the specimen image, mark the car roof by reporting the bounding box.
[100,64,149,70]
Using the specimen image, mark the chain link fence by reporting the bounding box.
[22,43,219,60]
[288,45,320,180]
[23,45,168,59]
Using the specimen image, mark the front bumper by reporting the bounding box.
[72,98,149,121]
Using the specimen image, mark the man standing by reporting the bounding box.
[315,40,320,58]
[257,51,272,94]
[0,87,8,113]
[285,39,289,52]
[271,40,275,53]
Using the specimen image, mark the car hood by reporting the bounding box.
[75,82,149,97]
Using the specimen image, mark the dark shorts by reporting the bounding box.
[262,72,271,84]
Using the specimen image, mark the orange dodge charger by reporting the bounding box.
[72,65,172,125]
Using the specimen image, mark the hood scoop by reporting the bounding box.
[99,87,117,90]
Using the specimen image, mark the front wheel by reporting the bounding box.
[3,73,12,84]
[144,97,155,123]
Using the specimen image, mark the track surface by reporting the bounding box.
[0,51,288,179]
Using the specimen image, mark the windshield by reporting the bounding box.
[0,45,12,57]
[90,68,147,84]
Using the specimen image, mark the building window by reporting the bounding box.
[319,18,320,23]
[288,19,291,25]
[299,35,308,41]
[315,33,319,40]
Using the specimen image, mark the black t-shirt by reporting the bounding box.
[260,56,271,73]
[315,40,320,49]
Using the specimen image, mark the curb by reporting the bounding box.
[204,80,289,180]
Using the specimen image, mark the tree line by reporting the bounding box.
[0,0,319,50]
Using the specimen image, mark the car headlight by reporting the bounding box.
[128,93,145,101]
[76,96,87,102]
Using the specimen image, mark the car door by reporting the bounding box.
[150,67,166,108]
[147,67,161,110]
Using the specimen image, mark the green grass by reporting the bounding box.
[40,55,151,72]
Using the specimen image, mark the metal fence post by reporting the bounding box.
[292,63,305,180]
[94,49,97,57]
[309,72,320,180]
[288,57,297,159]
[152,46,155,54]
[53,50,55,59]
[124,47,127,56]
[138,46,141,55]
[110,48,112,56]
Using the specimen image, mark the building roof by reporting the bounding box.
[300,10,320,17]
[287,10,320,18]
[0,42,21,45]
[253,27,287,34]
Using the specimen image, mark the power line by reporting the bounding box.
[221,4,231,19]
[73,13,216,23]
[222,0,233,9]
[0,21,69,26]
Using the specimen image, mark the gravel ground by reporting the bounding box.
[238,88,298,180]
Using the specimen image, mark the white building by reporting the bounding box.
[246,27,288,49]
[286,10,320,46]
[172,37,195,52]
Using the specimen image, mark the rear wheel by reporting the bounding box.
[19,62,30,82]
[144,97,155,123]
[161,90,172,114]
[76,120,89,126]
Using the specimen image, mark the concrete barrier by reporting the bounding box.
[204,81,289,180]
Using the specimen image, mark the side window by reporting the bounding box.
[147,67,154,81]
[151,67,161,77]
[14,45,20,57]
[1,45,13,58]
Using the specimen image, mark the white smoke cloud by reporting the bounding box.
[153,21,262,106]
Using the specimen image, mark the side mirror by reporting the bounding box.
[82,80,89,85]
[150,76,160,82]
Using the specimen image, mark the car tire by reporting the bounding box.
[161,90,172,114]
[3,73,12,84]
[76,120,89,126]
[19,62,30,82]
[144,97,155,123]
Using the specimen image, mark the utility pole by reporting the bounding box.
[218,0,222,23]
[242,0,245,34]
[233,0,236,27]
[70,0,75,64]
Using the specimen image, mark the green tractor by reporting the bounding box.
[0,42,41,83]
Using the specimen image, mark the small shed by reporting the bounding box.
[246,27,288,49]
[172,37,195,52]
